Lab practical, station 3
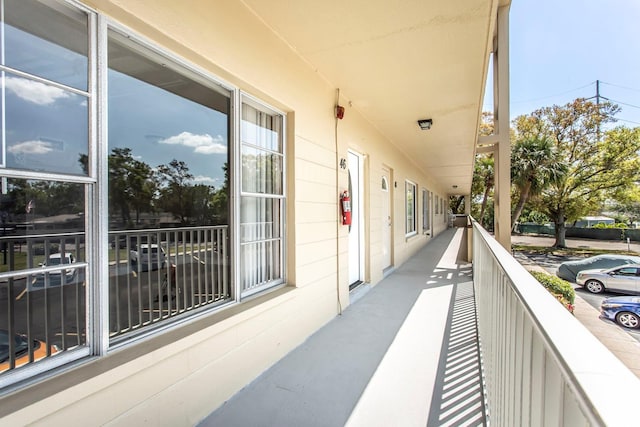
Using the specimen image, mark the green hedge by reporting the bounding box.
[530,270,575,307]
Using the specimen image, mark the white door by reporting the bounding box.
[381,167,392,270]
[348,151,363,287]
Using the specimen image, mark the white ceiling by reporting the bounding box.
[242,0,507,195]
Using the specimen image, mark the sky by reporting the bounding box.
[486,0,640,127]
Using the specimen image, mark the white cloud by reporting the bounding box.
[193,175,218,185]
[159,132,227,154]
[5,76,72,105]
[8,140,55,155]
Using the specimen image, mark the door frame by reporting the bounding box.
[348,149,365,289]
[381,165,393,272]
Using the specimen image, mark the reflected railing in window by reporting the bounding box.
[0,232,87,373]
[108,226,230,342]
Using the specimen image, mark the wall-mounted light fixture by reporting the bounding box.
[417,118,433,130]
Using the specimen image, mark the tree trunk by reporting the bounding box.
[511,182,532,232]
[553,211,567,247]
[453,195,464,213]
[480,186,490,228]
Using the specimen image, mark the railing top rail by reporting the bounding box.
[473,220,640,426]
[108,225,228,234]
[0,262,88,281]
[0,231,85,241]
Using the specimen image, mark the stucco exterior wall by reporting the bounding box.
[1,1,450,424]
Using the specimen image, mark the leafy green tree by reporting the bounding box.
[108,148,155,226]
[607,185,640,225]
[472,154,494,229]
[157,159,194,224]
[517,99,640,247]
[188,184,216,225]
[210,163,230,225]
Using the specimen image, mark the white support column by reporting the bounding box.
[493,5,511,250]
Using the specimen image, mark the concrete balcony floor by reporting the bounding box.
[199,228,486,427]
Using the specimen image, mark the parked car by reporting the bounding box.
[600,296,640,329]
[556,254,640,282]
[0,330,59,372]
[576,264,640,294]
[31,252,78,288]
[130,243,166,271]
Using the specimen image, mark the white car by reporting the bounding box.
[31,252,78,288]
[130,244,166,271]
[576,264,640,294]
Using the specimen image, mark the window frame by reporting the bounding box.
[0,0,98,386]
[422,188,430,233]
[0,2,289,386]
[405,180,417,237]
[237,92,287,298]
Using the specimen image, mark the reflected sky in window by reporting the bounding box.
[3,0,89,91]
[108,53,230,189]
[4,73,88,174]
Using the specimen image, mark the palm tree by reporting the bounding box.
[510,137,566,231]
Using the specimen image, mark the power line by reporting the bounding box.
[511,81,594,104]
[605,98,640,110]
[613,116,640,126]
[600,81,640,93]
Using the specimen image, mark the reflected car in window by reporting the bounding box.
[0,330,59,372]
[576,264,640,294]
[129,244,166,271]
[30,252,78,289]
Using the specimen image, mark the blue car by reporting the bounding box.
[600,296,640,329]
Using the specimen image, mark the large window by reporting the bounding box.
[405,180,417,236]
[422,189,430,232]
[0,0,93,379]
[0,0,286,383]
[2,0,90,174]
[107,29,234,341]
[240,98,285,296]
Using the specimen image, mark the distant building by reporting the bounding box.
[575,216,615,228]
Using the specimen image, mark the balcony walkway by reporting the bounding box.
[199,228,486,427]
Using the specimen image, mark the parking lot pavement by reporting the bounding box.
[514,247,640,379]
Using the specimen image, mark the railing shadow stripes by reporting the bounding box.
[428,278,487,426]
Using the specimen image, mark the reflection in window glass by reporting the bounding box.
[0,0,90,174]
[108,30,231,230]
[406,181,416,235]
[422,189,429,231]
[107,30,233,341]
[4,73,89,174]
[3,0,89,91]
[0,178,87,372]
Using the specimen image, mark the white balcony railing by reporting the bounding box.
[473,221,639,426]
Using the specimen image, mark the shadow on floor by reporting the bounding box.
[199,228,486,427]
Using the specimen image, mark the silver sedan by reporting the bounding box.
[576,264,640,294]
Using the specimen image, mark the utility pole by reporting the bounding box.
[590,80,603,140]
